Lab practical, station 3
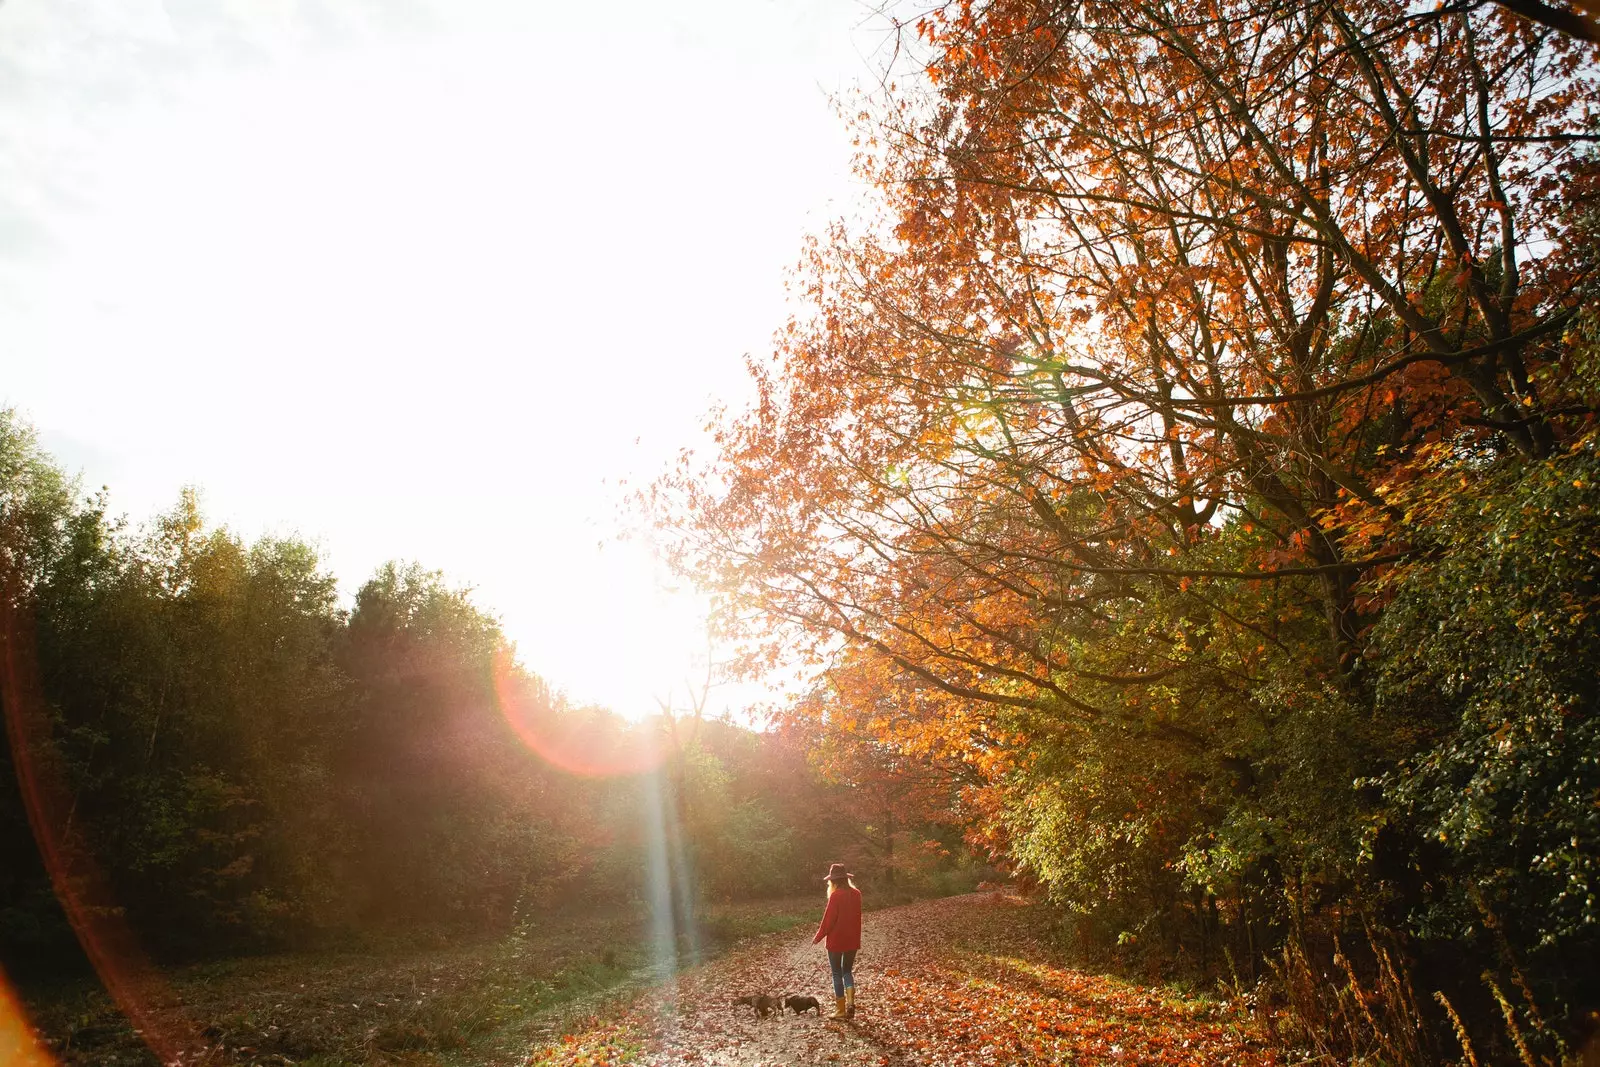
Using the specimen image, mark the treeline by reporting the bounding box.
[667,2,1600,1063]
[0,412,973,965]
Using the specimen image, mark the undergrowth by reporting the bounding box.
[19,896,821,1066]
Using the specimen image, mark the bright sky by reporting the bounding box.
[0,0,884,718]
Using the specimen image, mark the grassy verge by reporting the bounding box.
[19,897,821,1067]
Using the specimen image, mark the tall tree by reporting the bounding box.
[662,1,1599,1054]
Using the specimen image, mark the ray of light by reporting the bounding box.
[639,768,679,976]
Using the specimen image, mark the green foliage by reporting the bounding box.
[2,411,905,962]
[699,796,796,899]
[1367,435,1600,1029]
[0,410,77,594]
[1005,745,1190,929]
[981,425,1600,1051]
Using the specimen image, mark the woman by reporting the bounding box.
[812,862,862,1019]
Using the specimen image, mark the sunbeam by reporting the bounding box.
[638,768,678,976]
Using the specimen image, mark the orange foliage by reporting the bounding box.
[659,0,1597,770]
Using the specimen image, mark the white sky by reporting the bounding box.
[0,0,886,719]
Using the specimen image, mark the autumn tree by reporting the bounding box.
[664,0,1599,1055]
[782,684,974,890]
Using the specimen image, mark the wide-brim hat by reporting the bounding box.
[823,862,853,882]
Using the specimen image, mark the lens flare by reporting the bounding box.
[490,649,666,777]
[0,970,54,1067]
[2,597,204,1065]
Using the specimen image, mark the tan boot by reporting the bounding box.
[829,995,848,1020]
[845,987,856,1019]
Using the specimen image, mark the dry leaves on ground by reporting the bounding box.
[525,894,1277,1067]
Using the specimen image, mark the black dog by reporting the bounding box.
[785,995,821,1015]
[731,994,781,1018]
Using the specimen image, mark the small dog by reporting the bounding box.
[784,995,821,1015]
[731,994,781,1018]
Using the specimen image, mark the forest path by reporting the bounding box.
[524,893,1277,1067]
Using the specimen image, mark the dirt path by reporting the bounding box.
[525,894,1277,1067]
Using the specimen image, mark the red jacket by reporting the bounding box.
[813,886,862,952]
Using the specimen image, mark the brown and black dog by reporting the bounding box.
[784,995,822,1015]
[731,994,782,1018]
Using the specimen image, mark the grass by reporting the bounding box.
[19,896,824,1067]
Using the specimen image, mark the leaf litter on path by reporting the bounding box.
[524,894,1277,1066]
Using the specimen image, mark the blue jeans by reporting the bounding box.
[827,949,857,998]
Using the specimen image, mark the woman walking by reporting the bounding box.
[813,862,862,1019]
